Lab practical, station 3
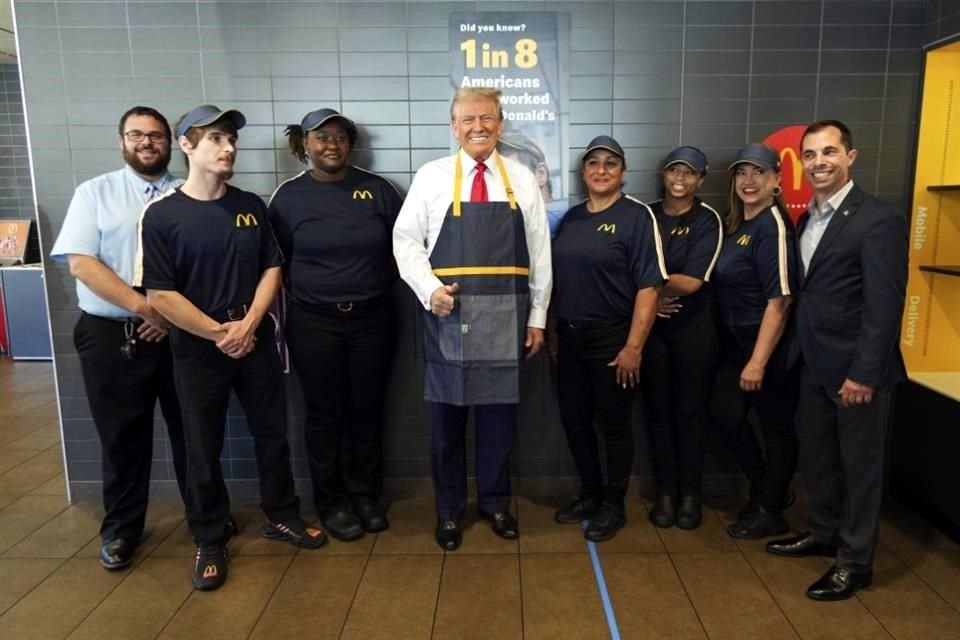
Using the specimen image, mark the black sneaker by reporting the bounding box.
[584,503,627,542]
[192,543,228,591]
[261,517,328,549]
[727,506,789,540]
[555,496,602,524]
[226,516,240,539]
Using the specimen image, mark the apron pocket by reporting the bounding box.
[460,293,523,362]
[437,313,465,362]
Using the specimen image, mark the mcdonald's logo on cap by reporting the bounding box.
[597,223,616,234]
[353,190,373,200]
[235,213,258,227]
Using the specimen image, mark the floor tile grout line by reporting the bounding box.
[246,552,298,639]
[884,545,960,616]
[0,496,71,554]
[662,547,711,640]
[739,549,811,640]
[429,550,446,640]
[0,555,70,620]
[337,532,377,640]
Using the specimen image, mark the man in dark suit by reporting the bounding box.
[767,120,908,601]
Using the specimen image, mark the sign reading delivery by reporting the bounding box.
[763,125,813,225]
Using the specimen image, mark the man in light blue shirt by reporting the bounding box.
[50,106,191,572]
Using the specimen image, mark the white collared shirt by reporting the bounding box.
[393,148,552,328]
[800,179,855,274]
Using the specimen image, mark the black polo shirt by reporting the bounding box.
[712,204,798,327]
[138,185,282,319]
[648,198,723,312]
[552,195,667,321]
[267,167,402,305]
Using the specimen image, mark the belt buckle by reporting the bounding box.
[336,302,354,313]
[227,304,248,321]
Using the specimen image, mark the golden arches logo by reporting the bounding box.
[6,223,18,233]
[597,223,616,234]
[736,234,751,246]
[353,190,373,200]
[779,147,803,191]
[235,213,258,227]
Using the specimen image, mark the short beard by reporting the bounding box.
[123,146,170,177]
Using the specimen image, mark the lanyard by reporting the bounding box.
[452,152,517,217]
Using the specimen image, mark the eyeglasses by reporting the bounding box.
[123,130,168,143]
[313,133,349,144]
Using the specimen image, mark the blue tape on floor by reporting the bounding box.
[583,523,621,640]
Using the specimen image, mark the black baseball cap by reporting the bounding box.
[176,105,246,139]
[582,135,625,162]
[663,146,708,174]
[300,108,355,134]
[728,143,781,172]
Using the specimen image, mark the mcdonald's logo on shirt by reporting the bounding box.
[736,233,751,246]
[597,223,616,234]
[235,213,258,227]
[671,226,690,236]
[353,190,373,200]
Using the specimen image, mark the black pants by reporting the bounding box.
[709,323,799,513]
[170,317,299,544]
[74,313,187,543]
[431,402,516,520]
[796,364,891,572]
[285,299,396,515]
[556,320,636,510]
[641,303,720,496]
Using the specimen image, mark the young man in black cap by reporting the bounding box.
[137,104,326,591]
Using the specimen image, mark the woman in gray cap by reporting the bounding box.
[268,109,403,542]
[641,147,724,530]
[549,135,667,541]
[709,143,800,540]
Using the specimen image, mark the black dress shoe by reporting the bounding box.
[100,538,136,571]
[727,505,788,540]
[676,494,702,530]
[585,504,626,542]
[649,494,676,528]
[351,496,389,533]
[321,509,365,542]
[435,519,462,551]
[807,565,873,601]
[226,515,240,539]
[767,532,838,558]
[481,510,519,540]
[555,496,601,524]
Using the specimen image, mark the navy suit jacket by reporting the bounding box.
[794,184,908,392]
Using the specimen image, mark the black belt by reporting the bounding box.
[559,317,628,330]
[213,303,250,322]
[292,294,387,314]
[83,311,138,325]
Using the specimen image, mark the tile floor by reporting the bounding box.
[1,359,959,639]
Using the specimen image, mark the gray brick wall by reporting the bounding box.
[0,62,39,263]
[13,0,928,499]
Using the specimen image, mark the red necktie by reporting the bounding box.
[471,161,488,203]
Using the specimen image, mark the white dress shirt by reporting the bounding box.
[800,179,855,274]
[393,148,552,328]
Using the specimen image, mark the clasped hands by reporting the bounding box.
[212,319,258,359]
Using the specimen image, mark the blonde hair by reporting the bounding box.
[450,88,504,121]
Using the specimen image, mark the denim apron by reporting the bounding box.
[422,153,531,406]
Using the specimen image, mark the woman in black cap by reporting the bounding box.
[268,108,403,541]
[549,135,666,541]
[641,146,724,530]
[710,143,800,539]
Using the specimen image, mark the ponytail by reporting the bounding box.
[284,125,307,164]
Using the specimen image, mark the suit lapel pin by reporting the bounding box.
[842,209,849,216]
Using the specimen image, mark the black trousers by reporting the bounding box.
[641,303,720,496]
[796,364,891,572]
[170,317,299,545]
[556,320,636,510]
[431,402,516,520]
[709,324,799,513]
[74,312,187,542]
[285,299,396,515]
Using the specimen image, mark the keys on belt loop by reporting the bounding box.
[336,302,354,312]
